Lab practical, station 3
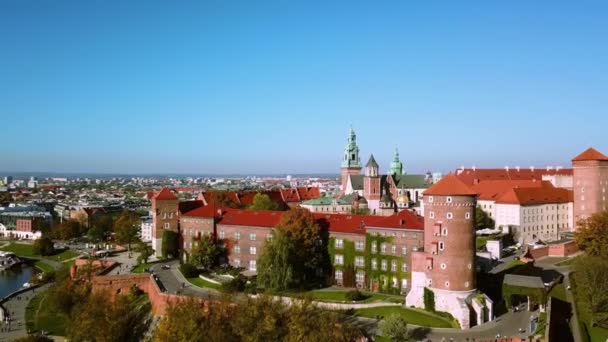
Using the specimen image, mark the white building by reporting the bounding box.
[0,223,42,240]
[494,186,573,244]
[140,216,153,242]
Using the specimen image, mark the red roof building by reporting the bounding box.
[423,174,477,196]
[152,188,178,201]
[572,147,608,161]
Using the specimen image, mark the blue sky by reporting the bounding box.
[1,1,607,175]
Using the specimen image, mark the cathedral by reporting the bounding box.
[340,127,436,215]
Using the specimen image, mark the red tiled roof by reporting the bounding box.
[313,210,424,234]
[456,168,573,186]
[146,191,155,200]
[424,174,477,196]
[218,209,283,228]
[297,187,321,201]
[471,180,550,201]
[200,191,240,206]
[281,188,300,202]
[572,147,608,161]
[178,200,204,214]
[495,185,573,205]
[152,188,178,201]
[373,210,424,230]
[182,204,219,218]
[174,187,200,193]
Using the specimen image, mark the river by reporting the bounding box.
[0,265,33,298]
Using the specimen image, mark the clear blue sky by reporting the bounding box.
[1,1,607,175]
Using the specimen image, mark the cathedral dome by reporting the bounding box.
[396,193,409,204]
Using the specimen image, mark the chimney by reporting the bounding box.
[216,209,223,217]
[505,166,510,172]
[472,165,476,171]
[530,166,535,172]
[516,166,520,172]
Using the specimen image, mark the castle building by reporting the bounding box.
[151,188,179,257]
[572,147,608,228]
[406,174,492,329]
[340,128,434,215]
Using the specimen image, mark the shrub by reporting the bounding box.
[423,287,435,312]
[345,289,365,301]
[32,236,55,256]
[222,276,246,293]
[179,263,198,278]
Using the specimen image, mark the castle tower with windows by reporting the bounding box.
[572,147,608,229]
[151,188,179,257]
[389,147,404,176]
[406,174,492,328]
[340,127,362,192]
[363,154,381,209]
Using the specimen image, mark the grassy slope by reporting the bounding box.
[0,243,79,262]
[354,306,455,328]
[25,291,68,336]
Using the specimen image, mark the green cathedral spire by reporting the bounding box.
[341,126,362,168]
[389,147,404,175]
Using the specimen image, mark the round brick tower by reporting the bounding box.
[406,174,490,329]
[422,175,477,292]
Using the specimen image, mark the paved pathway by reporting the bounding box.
[0,284,50,341]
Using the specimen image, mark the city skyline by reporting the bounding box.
[2,1,608,174]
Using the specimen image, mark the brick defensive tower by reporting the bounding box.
[406,174,492,328]
[572,147,608,229]
[151,188,179,257]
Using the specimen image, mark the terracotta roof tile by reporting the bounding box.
[152,188,178,201]
[572,147,608,161]
[423,174,477,196]
[495,185,573,205]
[456,168,572,186]
[471,180,550,201]
[182,204,219,218]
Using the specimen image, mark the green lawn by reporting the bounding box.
[288,289,403,304]
[25,291,68,336]
[504,260,526,272]
[549,283,568,302]
[354,306,456,328]
[187,276,222,290]
[34,260,55,273]
[476,234,503,250]
[556,256,580,267]
[132,263,151,273]
[0,243,80,262]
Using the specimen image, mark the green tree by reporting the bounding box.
[276,207,329,286]
[424,287,435,312]
[190,235,220,270]
[161,230,180,258]
[87,225,105,242]
[475,206,495,229]
[257,230,297,290]
[32,236,55,256]
[574,256,608,328]
[248,193,279,210]
[209,191,239,208]
[114,211,141,251]
[136,241,154,265]
[67,290,150,342]
[575,211,608,258]
[52,219,82,240]
[379,314,409,342]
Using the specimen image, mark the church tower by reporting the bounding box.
[389,147,404,176]
[363,154,381,211]
[340,127,362,193]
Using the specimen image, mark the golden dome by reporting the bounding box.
[396,193,409,203]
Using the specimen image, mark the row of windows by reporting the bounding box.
[335,270,409,288]
[428,211,471,220]
[334,239,409,255]
[426,279,470,289]
[233,246,257,255]
[220,231,273,241]
[334,255,408,272]
[232,259,256,271]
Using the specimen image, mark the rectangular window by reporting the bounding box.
[249,260,256,271]
[439,241,445,251]
[250,246,257,255]
[391,245,397,254]
[356,241,364,251]
[335,254,344,265]
[250,233,256,241]
[335,239,343,249]
[219,231,225,239]
[372,259,377,270]
[381,260,388,271]
[391,260,397,272]
[402,246,407,255]
[356,272,365,283]
[164,223,170,229]
[335,270,343,280]
[267,233,273,241]
[371,243,377,254]
[402,263,408,272]
[235,232,241,240]
[381,243,387,253]
[234,245,241,254]
[234,259,240,267]
[355,256,364,267]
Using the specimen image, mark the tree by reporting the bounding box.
[32,236,55,256]
[136,241,153,265]
[249,193,279,210]
[190,235,220,270]
[424,287,435,312]
[574,256,608,328]
[87,225,105,242]
[379,314,409,342]
[257,230,297,290]
[0,191,13,205]
[475,206,495,229]
[575,211,608,258]
[161,230,180,258]
[67,290,150,342]
[114,210,141,251]
[276,207,329,286]
[52,219,82,240]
